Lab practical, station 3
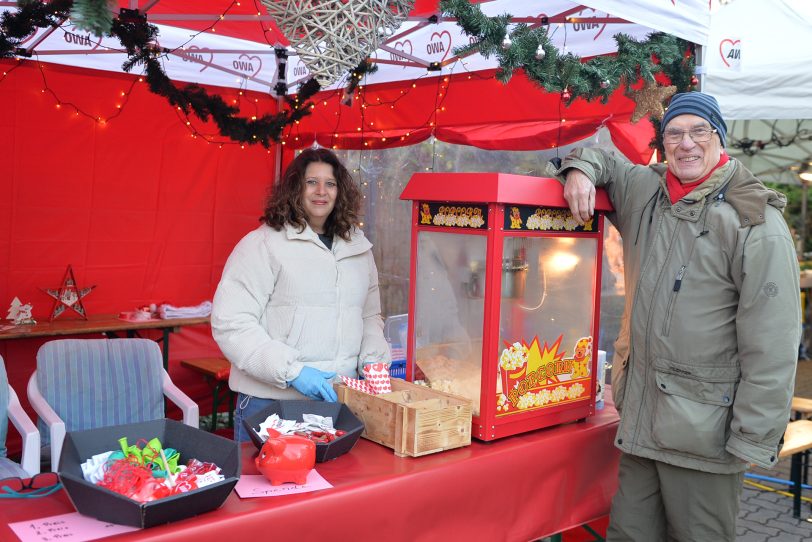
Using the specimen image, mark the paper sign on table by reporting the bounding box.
[235,471,332,498]
[9,512,138,542]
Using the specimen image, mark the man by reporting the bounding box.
[554,91,800,541]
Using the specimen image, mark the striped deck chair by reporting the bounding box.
[27,339,198,471]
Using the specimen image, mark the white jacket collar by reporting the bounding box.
[283,223,371,260]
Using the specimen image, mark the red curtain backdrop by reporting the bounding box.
[0,60,277,453]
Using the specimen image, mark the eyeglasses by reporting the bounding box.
[663,127,717,145]
[0,472,62,498]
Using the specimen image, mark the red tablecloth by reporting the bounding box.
[0,403,620,542]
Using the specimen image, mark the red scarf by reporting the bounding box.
[666,152,729,204]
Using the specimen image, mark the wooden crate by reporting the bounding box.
[334,379,472,457]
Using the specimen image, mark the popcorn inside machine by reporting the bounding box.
[400,172,613,440]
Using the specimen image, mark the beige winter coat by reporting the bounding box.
[212,223,390,400]
[557,149,800,473]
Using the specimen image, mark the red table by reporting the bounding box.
[0,403,620,542]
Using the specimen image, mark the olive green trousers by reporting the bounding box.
[607,453,744,541]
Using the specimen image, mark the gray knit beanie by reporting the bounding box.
[661,92,727,147]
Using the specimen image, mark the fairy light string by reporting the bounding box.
[0,0,319,147]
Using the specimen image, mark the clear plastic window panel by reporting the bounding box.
[413,231,486,415]
[497,236,597,407]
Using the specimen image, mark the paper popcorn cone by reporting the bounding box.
[363,363,392,394]
[499,366,526,405]
[340,375,375,395]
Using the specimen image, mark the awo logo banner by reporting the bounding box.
[570,8,607,40]
[425,31,451,61]
[233,54,262,78]
[181,46,213,72]
[60,25,102,51]
[389,40,413,68]
[719,38,741,71]
[291,60,309,79]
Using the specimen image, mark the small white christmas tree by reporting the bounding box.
[6,297,22,320]
[6,297,36,325]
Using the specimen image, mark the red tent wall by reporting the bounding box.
[0,60,276,454]
[284,68,655,163]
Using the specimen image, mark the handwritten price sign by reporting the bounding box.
[234,472,332,498]
[9,513,137,542]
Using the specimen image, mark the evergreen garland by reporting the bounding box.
[0,0,319,147]
[440,0,695,105]
[346,58,378,95]
[70,0,114,37]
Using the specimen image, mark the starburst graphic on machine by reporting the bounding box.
[497,335,592,414]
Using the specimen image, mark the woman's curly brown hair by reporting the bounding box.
[261,148,361,241]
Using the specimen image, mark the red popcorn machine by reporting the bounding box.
[400,172,612,440]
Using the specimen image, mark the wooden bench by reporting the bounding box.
[791,396,812,485]
[180,357,234,432]
[779,419,812,518]
[792,397,812,419]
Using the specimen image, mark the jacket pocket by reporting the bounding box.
[610,353,629,412]
[284,308,306,348]
[651,358,739,459]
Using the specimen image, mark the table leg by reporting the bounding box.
[582,524,605,541]
[161,328,171,371]
[791,452,802,519]
[211,380,222,432]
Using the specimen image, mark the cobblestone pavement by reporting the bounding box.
[736,359,812,541]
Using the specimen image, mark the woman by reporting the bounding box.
[212,147,390,442]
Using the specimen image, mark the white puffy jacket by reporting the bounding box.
[212,223,390,399]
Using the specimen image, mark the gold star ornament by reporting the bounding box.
[628,79,677,123]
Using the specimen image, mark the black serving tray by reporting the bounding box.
[243,400,364,462]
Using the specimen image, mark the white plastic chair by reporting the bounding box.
[1,354,40,477]
[27,339,198,471]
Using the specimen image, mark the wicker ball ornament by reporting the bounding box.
[261,0,415,87]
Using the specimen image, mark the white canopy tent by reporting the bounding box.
[0,1,659,93]
[5,0,809,118]
[585,0,812,182]
[4,0,811,177]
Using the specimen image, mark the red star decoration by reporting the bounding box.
[42,265,95,321]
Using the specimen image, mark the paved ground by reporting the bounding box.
[736,359,812,541]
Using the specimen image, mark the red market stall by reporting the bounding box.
[0,1,664,442]
[0,4,688,489]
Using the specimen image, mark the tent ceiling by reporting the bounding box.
[5,0,812,174]
[1,1,657,93]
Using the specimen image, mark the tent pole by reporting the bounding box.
[695,44,705,92]
[274,97,283,186]
[802,182,808,259]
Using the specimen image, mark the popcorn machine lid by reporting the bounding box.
[400,172,613,211]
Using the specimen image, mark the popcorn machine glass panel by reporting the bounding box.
[400,172,612,440]
[497,236,597,413]
[413,230,486,415]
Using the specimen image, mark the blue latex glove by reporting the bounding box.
[289,366,338,402]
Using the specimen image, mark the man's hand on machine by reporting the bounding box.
[562,169,595,226]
